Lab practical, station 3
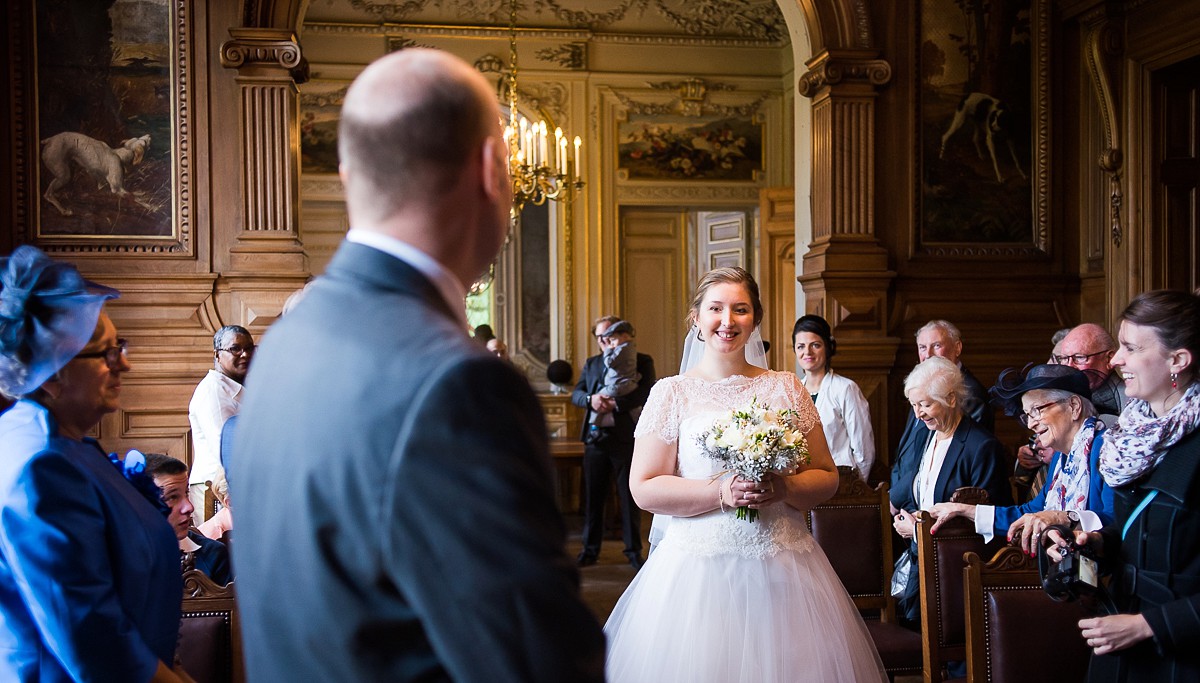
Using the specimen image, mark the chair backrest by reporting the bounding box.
[963,547,1091,683]
[202,480,217,522]
[805,466,895,620]
[179,570,243,683]
[914,510,998,683]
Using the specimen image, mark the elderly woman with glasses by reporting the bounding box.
[0,246,192,682]
[927,364,1115,555]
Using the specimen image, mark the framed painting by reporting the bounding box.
[618,114,763,181]
[916,0,1048,255]
[300,81,346,176]
[8,0,191,253]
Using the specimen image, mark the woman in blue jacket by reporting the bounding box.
[928,363,1114,555]
[0,246,191,682]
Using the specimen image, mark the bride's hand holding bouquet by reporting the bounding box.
[699,398,810,522]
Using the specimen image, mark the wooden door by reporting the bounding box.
[1153,55,1200,292]
[619,208,689,377]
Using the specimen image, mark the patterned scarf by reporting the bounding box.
[1099,383,1200,488]
[1044,416,1100,512]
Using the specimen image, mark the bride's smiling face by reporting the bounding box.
[696,282,756,354]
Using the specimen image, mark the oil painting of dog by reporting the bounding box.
[939,92,1027,183]
[919,0,1035,245]
[40,133,152,216]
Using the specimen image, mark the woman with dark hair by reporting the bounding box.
[0,246,192,682]
[1050,289,1200,682]
[793,314,875,481]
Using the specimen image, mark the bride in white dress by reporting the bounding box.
[604,267,887,682]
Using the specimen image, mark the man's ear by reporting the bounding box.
[480,136,506,203]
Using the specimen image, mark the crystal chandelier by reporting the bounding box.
[501,0,583,212]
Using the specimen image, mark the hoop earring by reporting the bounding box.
[1172,372,1178,390]
[696,327,705,342]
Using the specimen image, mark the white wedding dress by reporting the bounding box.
[604,371,887,683]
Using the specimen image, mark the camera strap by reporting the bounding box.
[1122,490,1159,542]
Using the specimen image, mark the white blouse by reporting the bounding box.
[804,371,876,481]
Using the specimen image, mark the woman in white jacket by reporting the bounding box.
[793,314,876,481]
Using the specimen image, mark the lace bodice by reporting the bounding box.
[635,371,821,559]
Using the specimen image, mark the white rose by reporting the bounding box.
[719,427,747,450]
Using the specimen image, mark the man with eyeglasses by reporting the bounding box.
[1054,323,1128,419]
[571,315,656,570]
[187,324,254,525]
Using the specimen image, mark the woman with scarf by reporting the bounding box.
[0,246,192,682]
[1050,289,1200,682]
[926,364,1114,555]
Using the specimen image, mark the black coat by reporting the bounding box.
[1089,429,1200,682]
[570,352,656,444]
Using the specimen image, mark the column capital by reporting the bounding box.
[798,49,892,98]
[220,28,308,83]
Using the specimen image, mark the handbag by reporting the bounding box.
[890,547,915,598]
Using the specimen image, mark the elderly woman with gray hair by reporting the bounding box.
[927,364,1115,555]
[0,246,192,682]
[889,356,1012,622]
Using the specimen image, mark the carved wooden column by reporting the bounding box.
[219,28,307,273]
[797,49,900,476]
[216,28,309,331]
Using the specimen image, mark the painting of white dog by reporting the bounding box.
[40,133,151,216]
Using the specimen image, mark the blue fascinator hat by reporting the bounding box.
[0,246,119,398]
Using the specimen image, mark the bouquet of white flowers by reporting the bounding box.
[697,397,810,522]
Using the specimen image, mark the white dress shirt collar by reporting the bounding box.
[346,230,469,331]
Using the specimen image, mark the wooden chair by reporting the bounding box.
[913,502,1000,683]
[178,570,244,683]
[202,480,217,522]
[806,467,922,679]
[963,547,1091,683]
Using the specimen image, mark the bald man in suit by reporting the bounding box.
[231,49,604,682]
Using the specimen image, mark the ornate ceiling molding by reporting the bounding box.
[300,21,782,47]
[797,51,892,98]
[319,0,784,41]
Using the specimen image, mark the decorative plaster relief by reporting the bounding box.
[617,185,760,202]
[615,78,767,118]
[536,42,587,69]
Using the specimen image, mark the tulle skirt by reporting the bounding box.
[604,541,887,683]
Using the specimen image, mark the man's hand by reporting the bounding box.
[590,395,616,413]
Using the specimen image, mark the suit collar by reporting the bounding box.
[344,231,469,330]
[325,241,460,327]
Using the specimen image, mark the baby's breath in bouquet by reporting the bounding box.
[696,398,810,522]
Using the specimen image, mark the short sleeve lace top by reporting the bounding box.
[633,370,822,559]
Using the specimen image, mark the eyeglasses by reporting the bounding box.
[1019,399,1065,427]
[75,338,128,368]
[218,344,255,356]
[1052,349,1111,366]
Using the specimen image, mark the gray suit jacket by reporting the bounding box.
[230,241,605,682]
